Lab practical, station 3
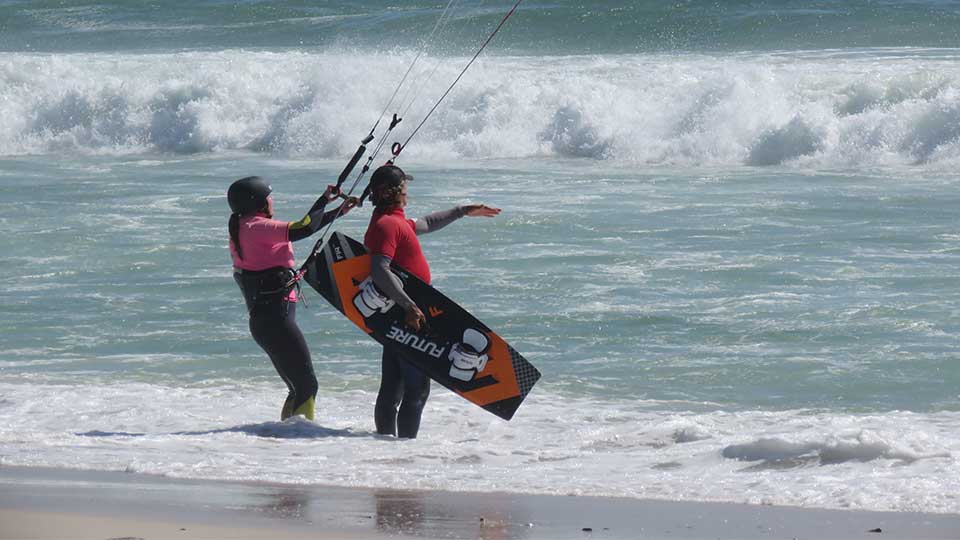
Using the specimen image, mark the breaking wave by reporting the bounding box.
[4,48,960,168]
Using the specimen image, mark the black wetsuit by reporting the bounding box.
[233,195,343,419]
[249,296,317,415]
[374,346,431,438]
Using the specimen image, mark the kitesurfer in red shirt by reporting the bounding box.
[364,164,500,438]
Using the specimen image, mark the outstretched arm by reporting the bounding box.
[413,204,501,235]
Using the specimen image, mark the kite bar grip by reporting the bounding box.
[337,144,368,186]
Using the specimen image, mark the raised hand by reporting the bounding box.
[323,184,342,201]
[339,196,360,216]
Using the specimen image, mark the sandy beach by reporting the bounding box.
[0,466,957,540]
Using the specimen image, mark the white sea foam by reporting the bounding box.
[3,49,960,168]
[0,379,957,513]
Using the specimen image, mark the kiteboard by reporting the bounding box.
[304,231,540,420]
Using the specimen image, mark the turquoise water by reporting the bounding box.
[1,1,959,513]
[3,154,959,411]
[2,1,960,53]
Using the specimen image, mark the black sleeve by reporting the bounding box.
[288,197,348,242]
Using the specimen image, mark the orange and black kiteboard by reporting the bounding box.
[304,231,540,420]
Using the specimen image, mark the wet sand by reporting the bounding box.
[1,465,957,539]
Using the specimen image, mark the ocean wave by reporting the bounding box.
[722,433,950,468]
[2,380,959,512]
[3,49,960,169]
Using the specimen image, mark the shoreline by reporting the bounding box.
[1,465,958,539]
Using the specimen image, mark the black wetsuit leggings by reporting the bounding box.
[249,300,317,412]
[375,347,430,439]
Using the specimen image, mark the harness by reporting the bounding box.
[233,266,301,314]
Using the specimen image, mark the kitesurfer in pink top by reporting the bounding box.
[228,176,356,421]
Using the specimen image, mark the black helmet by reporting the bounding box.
[370,165,412,191]
[368,165,413,206]
[227,176,272,215]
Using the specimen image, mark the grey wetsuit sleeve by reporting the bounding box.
[370,254,416,311]
[413,206,466,234]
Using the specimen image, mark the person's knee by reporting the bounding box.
[415,386,430,406]
[405,378,430,404]
[376,387,402,410]
[378,373,405,407]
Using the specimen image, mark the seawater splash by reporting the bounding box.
[722,432,951,467]
[4,49,960,168]
[1,380,958,513]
